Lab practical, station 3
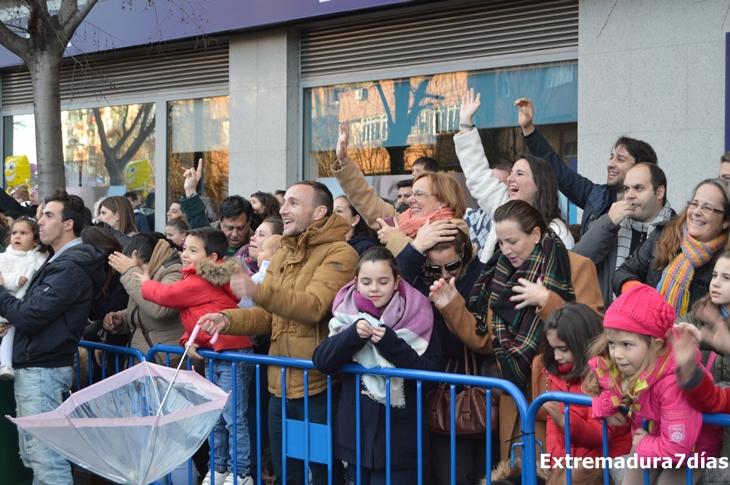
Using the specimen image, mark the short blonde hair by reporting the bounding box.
[413,172,467,218]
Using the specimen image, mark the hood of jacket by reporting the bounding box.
[55,243,107,291]
[194,257,242,286]
[281,214,349,258]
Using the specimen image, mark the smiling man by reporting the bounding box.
[515,98,658,236]
[0,190,105,485]
[197,180,358,485]
[573,162,674,309]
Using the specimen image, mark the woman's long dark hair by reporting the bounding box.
[251,191,281,230]
[336,196,377,241]
[81,226,123,298]
[518,153,566,227]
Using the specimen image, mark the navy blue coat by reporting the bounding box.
[0,243,106,368]
[524,128,614,236]
[312,322,441,469]
[347,234,379,256]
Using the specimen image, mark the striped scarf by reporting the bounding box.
[469,230,575,392]
[656,225,727,316]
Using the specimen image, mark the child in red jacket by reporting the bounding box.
[539,303,631,467]
[137,227,254,485]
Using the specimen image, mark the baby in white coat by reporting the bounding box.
[0,217,49,380]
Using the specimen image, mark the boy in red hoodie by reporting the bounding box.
[137,227,254,485]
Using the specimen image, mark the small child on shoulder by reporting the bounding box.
[137,226,254,485]
[583,284,722,485]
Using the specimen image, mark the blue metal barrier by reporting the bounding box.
[146,344,531,485]
[74,341,145,389]
[526,391,730,485]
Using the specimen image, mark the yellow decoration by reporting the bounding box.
[4,155,31,190]
[123,159,151,197]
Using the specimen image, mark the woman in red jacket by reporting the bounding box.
[540,303,631,464]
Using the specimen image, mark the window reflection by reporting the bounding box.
[167,96,229,210]
[305,62,578,177]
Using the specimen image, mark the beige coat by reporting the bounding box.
[331,159,470,256]
[221,214,358,399]
[113,240,185,362]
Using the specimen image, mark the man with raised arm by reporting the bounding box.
[515,98,658,235]
[0,190,105,485]
[198,181,358,485]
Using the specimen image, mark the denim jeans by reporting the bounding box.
[268,387,344,485]
[15,366,74,485]
[211,349,254,476]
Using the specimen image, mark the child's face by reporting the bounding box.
[355,260,399,312]
[180,235,216,268]
[607,329,649,378]
[257,241,278,263]
[11,221,37,252]
[165,226,184,248]
[546,329,574,366]
[710,257,730,307]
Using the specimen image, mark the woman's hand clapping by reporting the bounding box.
[429,277,457,308]
[510,277,549,310]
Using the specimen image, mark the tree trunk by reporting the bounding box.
[385,145,406,174]
[28,50,65,200]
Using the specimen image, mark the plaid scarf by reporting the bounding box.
[656,225,727,317]
[469,231,575,391]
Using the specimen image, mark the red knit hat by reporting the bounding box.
[604,284,675,340]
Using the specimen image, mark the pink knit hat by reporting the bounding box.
[604,284,675,340]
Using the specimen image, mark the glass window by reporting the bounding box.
[3,103,156,211]
[167,96,229,213]
[304,61,578,177]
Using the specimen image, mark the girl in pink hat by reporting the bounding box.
[583,284,722,484]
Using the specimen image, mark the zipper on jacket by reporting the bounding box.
[24,336,32,361]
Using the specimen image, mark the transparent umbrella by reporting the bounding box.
[7,358,228,484]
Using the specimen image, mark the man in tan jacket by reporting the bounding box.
[199,180,358,485]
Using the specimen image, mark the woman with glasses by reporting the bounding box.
[332,122,469,257]
[613,178,730,316]
[396,224,486,485]
[429,200,602,463]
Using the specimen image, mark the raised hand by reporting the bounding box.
[429,277,458,308]
[109,250,138,274]
[132,264,151,285]
[182,158,203,197]
[672,326,699,380]
[510,277,549,310]
[412,219,458,253]
[230,265,257,300]
[608,200,633,226]
[459,88,481,130]
[513,98,535,136]
[376,217,401,246]
[701,317,730,356]
[336,121,352,165]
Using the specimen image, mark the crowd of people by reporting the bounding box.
[3,89,730,485]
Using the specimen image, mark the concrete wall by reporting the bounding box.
[228,28,300,197]
[578,0,727,208]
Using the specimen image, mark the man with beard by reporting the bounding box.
[515,98,658,236]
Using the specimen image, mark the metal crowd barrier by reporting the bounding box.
[71,341,730,485]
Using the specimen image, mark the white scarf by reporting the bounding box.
[615,201,673,270]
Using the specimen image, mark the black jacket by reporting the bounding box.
[524,128,614,236]
[347,234,379,256]
[0,189,37,218]
[0,242,106,368]
[312,323,440,469]
[396,242,484,364]
[612,222,717,307]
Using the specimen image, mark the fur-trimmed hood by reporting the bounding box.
[189,257,242,286]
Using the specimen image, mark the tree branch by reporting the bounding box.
[118,112,155,166]
[375,83,395,128]
[92,107,115,158]
[59,0,98,39]
[0,19,29,59]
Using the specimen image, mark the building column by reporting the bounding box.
[228,28,300,196]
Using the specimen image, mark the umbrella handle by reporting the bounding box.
[187,323,219,348]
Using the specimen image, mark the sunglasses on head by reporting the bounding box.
[425,253,463,275]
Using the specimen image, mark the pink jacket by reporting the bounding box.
[588,348,722,462]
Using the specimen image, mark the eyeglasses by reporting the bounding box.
[687,200,725,215]
[405,191,433,199]
[425,253,463,275]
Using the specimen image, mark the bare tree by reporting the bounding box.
[92,104,155,185]
[0,0,99,198]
